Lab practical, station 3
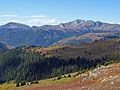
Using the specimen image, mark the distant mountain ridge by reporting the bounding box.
[35,20,120,31]
[0,22,30,29]
[0,19,119,46]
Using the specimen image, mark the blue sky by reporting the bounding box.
[0,0,120,26]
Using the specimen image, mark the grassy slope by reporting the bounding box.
[0,82,15,90]
[0,77,76,90]
[0,63,120,90]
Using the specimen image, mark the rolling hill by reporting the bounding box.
[0,39,119,84]
[53,32,120,45]
[28,39,120,60]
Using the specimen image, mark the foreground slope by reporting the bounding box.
[24,63,120,90]
[0,63,120,90]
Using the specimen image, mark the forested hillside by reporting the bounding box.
[0,39,119,84]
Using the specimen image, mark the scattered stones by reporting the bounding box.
[111,82,114,84]
[101,78,107,83]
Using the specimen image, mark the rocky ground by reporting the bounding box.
[22,63,120,90]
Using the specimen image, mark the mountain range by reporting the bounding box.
[0,20,119,47]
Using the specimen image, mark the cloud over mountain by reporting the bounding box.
[0,15,63,26]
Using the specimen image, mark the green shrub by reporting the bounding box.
[34,81,39,84]
[16,82,19,87]
[57,76,61,80]
[30,81,34,84]
[64,75,66,78]
[30,81,39,84]
[67,74,71,77]
[20,81,26,86]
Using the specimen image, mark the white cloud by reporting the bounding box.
[30,15,46,18]
[9,20,19,22]
[106,22,120,25]
[0,15,64,26]
[2,15,18,17]
[0,15,119,26]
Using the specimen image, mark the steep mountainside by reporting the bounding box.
[0,20,120,46]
